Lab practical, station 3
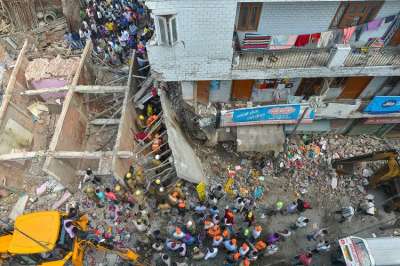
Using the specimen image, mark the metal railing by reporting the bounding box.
[233,47,400,70]
[344,47,400,67]
[233,48,332,70]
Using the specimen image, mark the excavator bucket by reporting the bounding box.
[120,248,139,261]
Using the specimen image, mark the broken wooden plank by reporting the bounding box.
[51,151,114,159]
[75,85,127,94]
[0,150,117,161]
[9,194,29,221]
[21,85,127,96]
[134,76,154,102]
[90,119,120,126]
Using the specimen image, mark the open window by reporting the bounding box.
[155,14,178,46]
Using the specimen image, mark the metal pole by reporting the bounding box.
[288,107,309,139]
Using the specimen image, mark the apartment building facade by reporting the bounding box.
[146,0,400,145]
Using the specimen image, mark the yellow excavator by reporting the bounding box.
[332,149,400,211]
[0,211,142,265]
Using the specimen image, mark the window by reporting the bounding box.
[237,3,262,31]
[155,15,178,46]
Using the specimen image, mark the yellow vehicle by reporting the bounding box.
[332,150,400,211]
[0,211,140,265]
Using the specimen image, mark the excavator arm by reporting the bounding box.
[332,150,400,188]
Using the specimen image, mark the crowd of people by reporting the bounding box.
[81,165,340,266]
[64,0,152,68]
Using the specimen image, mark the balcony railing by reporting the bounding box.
[232,47,400,70]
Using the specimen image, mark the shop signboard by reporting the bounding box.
[221,104,314,127]
[364,96,400,114]
[364,117,400,124]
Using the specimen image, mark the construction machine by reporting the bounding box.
[0,211,141,265]
[332,149,400,212]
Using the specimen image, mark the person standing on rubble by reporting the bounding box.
[336,206,355,223]
[244,210,255,227]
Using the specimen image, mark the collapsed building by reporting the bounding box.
[146,0,400,154]
[0,39,205,194]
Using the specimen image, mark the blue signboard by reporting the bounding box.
[364,96,400,114]
[233,104,301,123]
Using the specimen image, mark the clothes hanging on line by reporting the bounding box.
[317,31,334,48]
[384,15,396,24]
[343,26,356,44]
[309,33,321,44]
[294,34,310,47]
[367,18,384,31]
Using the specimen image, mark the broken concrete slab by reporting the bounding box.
[9,194,28,220]
[160,90,206,184]
[237,125,284,154]
[51,191,71,210]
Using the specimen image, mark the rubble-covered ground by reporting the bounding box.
[192,134,400,265]
[1,133,399,265]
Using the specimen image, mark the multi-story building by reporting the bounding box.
[146,0,400,151]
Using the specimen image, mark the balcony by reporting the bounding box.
[231,47,400,79]
[233,47,400,69]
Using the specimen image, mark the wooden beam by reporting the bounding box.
[51,151,113,159]
[0,150,137,161]
[21,85,127,96]
[117,151,135,158]
[75,85,127,94]
[0,151,42,160]
[20,86,69,96]
[0,150,118,161]
[0,39,28,127]
[90,119,120,126]
[72,40,93,86]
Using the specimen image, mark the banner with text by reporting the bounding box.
[364,96,400,114]
[221,104,314,127]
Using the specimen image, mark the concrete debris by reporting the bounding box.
[51,191,71,210]
[9,194,29,221]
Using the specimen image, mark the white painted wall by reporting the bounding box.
[147,0,237,81]
[147,0,400,82]
[237,1,339,38]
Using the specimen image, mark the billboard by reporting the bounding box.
[221,104,315,127]
[364,96,400,114]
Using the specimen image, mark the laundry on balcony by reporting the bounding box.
[270,35,297,50]
[241,33,271,50]
[294,33,320,47]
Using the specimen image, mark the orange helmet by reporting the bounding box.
[223,229,230,238]
[214,235,222,241]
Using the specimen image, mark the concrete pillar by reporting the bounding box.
[61,0,81,32]
[327,44,351,68]
[181,81,195,106]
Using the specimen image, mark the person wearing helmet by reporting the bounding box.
[152,154,162,167]
[252,225,262,240]
[224,238,238,252]
[149,178,162,195]
[245,210,255,226]
[83,185,99,203]
[137,114,146,129]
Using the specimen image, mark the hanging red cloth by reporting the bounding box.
[309,33,321,44]
[294,34,310,47]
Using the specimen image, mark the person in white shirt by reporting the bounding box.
[295,216,310,228]
[314,240,331,253]
[204,247,218,260]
